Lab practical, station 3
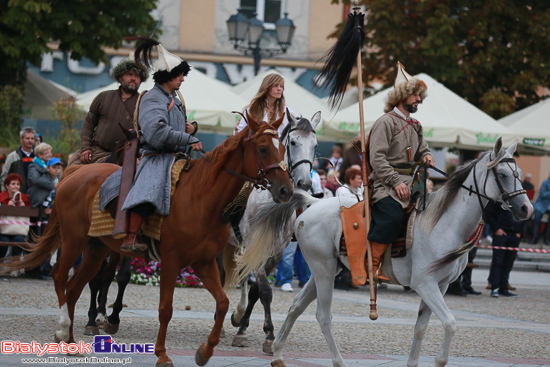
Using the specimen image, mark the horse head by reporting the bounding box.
[243,111,293,203]
[482,137,533,221]
[281,109,320,191]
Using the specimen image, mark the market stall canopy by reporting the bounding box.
[231,70,334,139]
[321,73,519,150]
[77,69,249,134]
[24,71,77,120]
[498,99,550,154]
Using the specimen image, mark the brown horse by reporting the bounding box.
[9,113,293,367]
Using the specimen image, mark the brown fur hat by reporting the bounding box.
[384,62,427,113]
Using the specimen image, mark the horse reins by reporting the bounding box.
[195,123,288,190]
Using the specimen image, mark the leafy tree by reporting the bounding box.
[331,0,550,118]
[0,85,25,148]
[0,0,159,87]
[48,95,86,163]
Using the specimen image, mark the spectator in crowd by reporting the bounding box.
[69,58,149,165]
[319,144,343,174]
[522,173,535,201]
[27,143,55,212]
[274,240,310,292]
[485,201,523,297]
[0,174,31,274]
[336,167,363,201]
[529,172,550,245]
[1,127,36,193]
[317,169,334,198]
[325,170,339,195]
[338,134,362,183]
[35,133,44,146]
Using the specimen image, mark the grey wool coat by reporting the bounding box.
[27,162,54,208]
[101,83,199,216]
[369,111,432,208]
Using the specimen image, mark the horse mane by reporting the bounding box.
[418,153,489,231]
[280,116,315,141]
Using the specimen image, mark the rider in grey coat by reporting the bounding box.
[119,38,202,252]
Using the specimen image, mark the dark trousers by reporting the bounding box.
[368,196,403,244]
[461,247,477,290]
[489,234,520,291]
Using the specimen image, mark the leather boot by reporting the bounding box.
[370,241,389,282]
[120,212,147,252]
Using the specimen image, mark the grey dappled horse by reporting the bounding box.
[222,111,320,353]
[234,138,533,367]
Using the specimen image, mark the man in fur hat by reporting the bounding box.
[69,58,149,165]
[367,62,434,281]
[116,38,202,251]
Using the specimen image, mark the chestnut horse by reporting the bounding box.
[9,114,293,367]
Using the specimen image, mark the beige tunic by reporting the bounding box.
[369,112,432,208]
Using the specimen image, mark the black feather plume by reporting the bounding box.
[133,37,161,70]
[315,12,365,110]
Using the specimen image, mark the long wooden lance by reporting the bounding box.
[351,1,378,321]
[315,0,378,320]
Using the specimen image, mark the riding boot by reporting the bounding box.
[370,241,390,282]
[120,212,147,252]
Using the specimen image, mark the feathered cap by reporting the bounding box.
[112,55,149,82]
[384,62,427,113]
[134,38,190,84]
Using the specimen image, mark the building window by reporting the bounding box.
[240,0,284,29]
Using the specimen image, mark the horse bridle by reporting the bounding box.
[430,156,526,212]
[242,127,288,190]
[282,125,316,176]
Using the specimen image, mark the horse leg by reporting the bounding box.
[407,299,432,367]
[231,278,260,348]
[84,262,105,335]
[271,276,318,367]
[96,252,119,328]
[192,260,229,366]
[64,241,111,345]
[257,270,277,354]
[104,255,131,335]
[413,283,456,367]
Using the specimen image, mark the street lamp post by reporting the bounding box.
[226,9,295,75]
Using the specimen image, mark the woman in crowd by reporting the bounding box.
[0,173,31,273]
[234,73,294,135]
[336,167,363,201]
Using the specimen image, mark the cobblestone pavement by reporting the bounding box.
[1,268,549,366]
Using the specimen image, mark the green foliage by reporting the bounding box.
[0,0,159,86]
[0,85,25,148]
[331,0,550,118]
[47,95,86,163]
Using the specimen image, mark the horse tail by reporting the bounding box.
[428,240,476,273]
[6,207,61,272]
[229,190,318,288]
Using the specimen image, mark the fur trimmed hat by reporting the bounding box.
[112,59,149,82]
[134,38,190,85]
[384,62,427,113]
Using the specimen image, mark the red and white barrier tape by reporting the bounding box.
[0,219,48,226]
[476,244,550,254]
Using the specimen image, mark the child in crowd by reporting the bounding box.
[43,157,63,214]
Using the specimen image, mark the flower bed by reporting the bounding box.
[130,258,204,288]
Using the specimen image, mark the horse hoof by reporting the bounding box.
[103,320,119,334]
[231,334,249,347]
[155,361,174,367]
[195,345,209,366]
[271,360,287,367]
[230,312,241,327]
[83,326,100,336]
[263,340,273,355]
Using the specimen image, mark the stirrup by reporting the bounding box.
[120,233,147,253]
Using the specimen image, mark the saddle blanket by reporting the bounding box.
[88,159,187,240]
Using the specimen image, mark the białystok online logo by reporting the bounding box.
[1,335,154,356]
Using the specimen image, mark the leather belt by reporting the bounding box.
[393,166,414,175]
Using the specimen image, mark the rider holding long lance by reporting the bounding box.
[316,1,434,317]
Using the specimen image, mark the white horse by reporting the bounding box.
[234,138,533,367]
[221,111,320,353]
